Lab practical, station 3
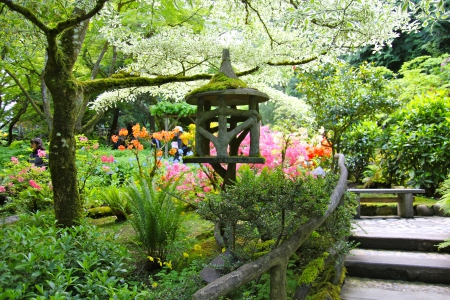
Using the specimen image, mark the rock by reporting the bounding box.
[311,167,326,176]
[376,205,396,216]
[360,205,377,216]
[416,204,434,216]
[433,204,450,217]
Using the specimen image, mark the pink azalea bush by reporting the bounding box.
[0,156,52,213]
[159,126,331,207]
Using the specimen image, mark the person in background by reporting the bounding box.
[127,121,134,140]
[29,138,48,167]
[172,126,192,162]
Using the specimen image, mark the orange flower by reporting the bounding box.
[132,123,140,138]
[131,139,140,147]
[169,148,177,156]
[152,132,163,140]
[156,160,162,167]
[127,144,133,150]
[119,128,128,136]
[163,131,175,142]
[157,150,163,157]
[118,145,126,151]
[111,135,119,143]
[140,127,149,138]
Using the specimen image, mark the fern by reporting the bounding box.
[97,186,129,220]
[125,177,182,260]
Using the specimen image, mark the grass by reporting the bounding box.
[360,194,438,207]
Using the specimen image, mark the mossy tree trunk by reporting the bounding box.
[44,8,92,227]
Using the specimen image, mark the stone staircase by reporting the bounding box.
[340,216,450,300]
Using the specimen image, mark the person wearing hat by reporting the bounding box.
[172,126,191,162]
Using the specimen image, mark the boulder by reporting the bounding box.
[415,204,434,216]
[433,204,450,217]
[360,205,377,216]
[375,205,396,216]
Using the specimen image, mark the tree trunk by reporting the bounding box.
[44,6,91,227]
[48,88,82,227]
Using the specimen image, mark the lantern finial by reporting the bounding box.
[218,49,238,79]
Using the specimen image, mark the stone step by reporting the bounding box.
[344,249,450,284]
[341,277,450,300]
[350,232,450,253]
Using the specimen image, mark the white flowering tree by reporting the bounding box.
[0,0,447,228]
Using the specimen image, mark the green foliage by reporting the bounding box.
[341,120,384,181]
[296,62,399,160]
[381,90,450,193]
[188,72,248,95]
[198,166,339,258]
[0,212,148,299]
[396,54,450,102]
[436,174,450,249]
[147,262,205,299]
[8,140,25,150]
[97,186,130,221]
[298,253,329,284]
[150,101,197,117]
[125,176,183,262]
[362,163,386,188]
[75,136,113,202]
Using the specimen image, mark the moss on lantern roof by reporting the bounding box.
[188,72,248,96]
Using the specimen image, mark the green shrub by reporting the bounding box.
[8,140,25,150]
[125,176,183,263]
[197,165,341,258]
[0,212,149,299]
[341,120,384,181]
[436,177,450,250]
[381,90,450,194]
[147,262,205,299]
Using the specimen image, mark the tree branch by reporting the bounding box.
[52,0,109,35]
[4,67,46,120]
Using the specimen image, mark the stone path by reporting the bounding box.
[342,216,450,299]
[352,215,450,235]
[0,215,19,224]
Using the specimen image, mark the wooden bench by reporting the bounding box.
[347,188,425,218]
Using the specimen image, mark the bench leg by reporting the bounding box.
[398,193,414,218]
[354,193,361,219]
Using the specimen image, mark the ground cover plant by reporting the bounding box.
[0,212,150,299]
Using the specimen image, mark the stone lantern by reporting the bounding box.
[183,49,270,186]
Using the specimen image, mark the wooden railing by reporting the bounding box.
[193,154,348,300]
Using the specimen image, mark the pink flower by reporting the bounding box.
[78,136,88,142]
[101,155,115,163]
[203,186,212,192]
[17,177,25,183]
[11,157,19,164]
[37,149,47,158]
[0,186,6,193]
[29,180,41,190]
[93,143,99,150]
